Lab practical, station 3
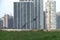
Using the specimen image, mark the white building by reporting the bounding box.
[46,0,56,31]
[3,14,13,29]
[3,14,9,28]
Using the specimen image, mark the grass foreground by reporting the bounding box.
[0,30,60,40]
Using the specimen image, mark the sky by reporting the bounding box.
[0,0,60,18]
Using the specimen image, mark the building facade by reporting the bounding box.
[0,19,3,29]
[14,0,44,30]
[56,12,60,29]
[3,14,9,28]
[8,16,13,29]
[46,0,56,31]
[44,11,46,29]
[3,14,13,29]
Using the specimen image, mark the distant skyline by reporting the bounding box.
[0,0,60,18]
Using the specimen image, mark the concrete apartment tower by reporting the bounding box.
[46,0,56,31]
[3,14,9,28]
[14,0,44,30]
[3,14,13,29]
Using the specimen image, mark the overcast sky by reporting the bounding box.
[0,0,60,18]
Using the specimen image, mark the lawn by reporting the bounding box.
[0,31,60,40]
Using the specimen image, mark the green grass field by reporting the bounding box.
[0,31,60,40]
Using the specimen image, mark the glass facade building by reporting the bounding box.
[56,12,60,29]
[14,0,44,30]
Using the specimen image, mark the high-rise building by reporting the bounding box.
[3,14,9,28]
[3,14,13,29]
[8,16,13,29]
[0,19,3,29]
[46,0,56,31]
[14,0,44,30]
[44,11,46,29]
[56,12,60,29]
